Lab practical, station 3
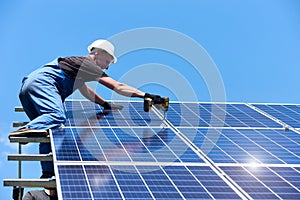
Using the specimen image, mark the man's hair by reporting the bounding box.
[89,47,100,54]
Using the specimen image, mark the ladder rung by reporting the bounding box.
[13,122,28,127]
[8,154,53,161]
[9,137,50,143]
[3,179,56,188]
[14,107,24,112]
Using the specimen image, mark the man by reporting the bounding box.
[9,39,163,177]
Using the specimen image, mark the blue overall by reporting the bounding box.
[19,58,84,175]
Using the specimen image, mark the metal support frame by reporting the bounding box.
[13,122,28,128]
[4,179,56,189]
[8,154,53,161]
[9,137,50,143]
[3,106,56,200]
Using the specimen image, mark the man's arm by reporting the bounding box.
[78,83,124,110]
[98,76,145,98]
[78,83,106,106]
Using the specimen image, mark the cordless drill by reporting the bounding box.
[144,96,169,120]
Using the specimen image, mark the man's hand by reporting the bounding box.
[144,93,163,104]
[103,102,123,110]
[144,93,169,113]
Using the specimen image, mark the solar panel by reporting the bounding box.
[50,101,300,199]
[251,104,300,128]
[64,101,163,127]
[167,103,282,128]
[52,127,204,163]
[56,164,243,200]
[220,166,300,199]
[178,128,300,164]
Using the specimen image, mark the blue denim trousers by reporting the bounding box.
[19,59,83,175]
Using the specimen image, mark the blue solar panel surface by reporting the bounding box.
[57,165,242,200]
[51,101,300,199]
[167,103,282,128]
[179,128,300,164]
[252,104,300,128]
[52,127,204,163]
[220,166,300,199]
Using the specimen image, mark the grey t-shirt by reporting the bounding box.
[22,190,57,200]
[58,56,108,82]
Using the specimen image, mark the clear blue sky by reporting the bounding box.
[1,0,300,199]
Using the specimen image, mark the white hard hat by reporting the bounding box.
[88,39,117,63]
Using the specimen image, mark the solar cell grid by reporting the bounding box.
[64,101,164,127]
[52,127,204,163]
[58,165,92,200]
[221,166,300,200]
[167,102,282,128]
[51,100,300,199]
[272,167,300,188]
[56,164,243,200]
[85,165,124,199]
[179,128,300,164]
[52,128,81,161]
[252,104,300,128]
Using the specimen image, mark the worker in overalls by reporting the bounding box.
[9,39,161,178]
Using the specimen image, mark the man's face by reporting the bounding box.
[95,49,114,70]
